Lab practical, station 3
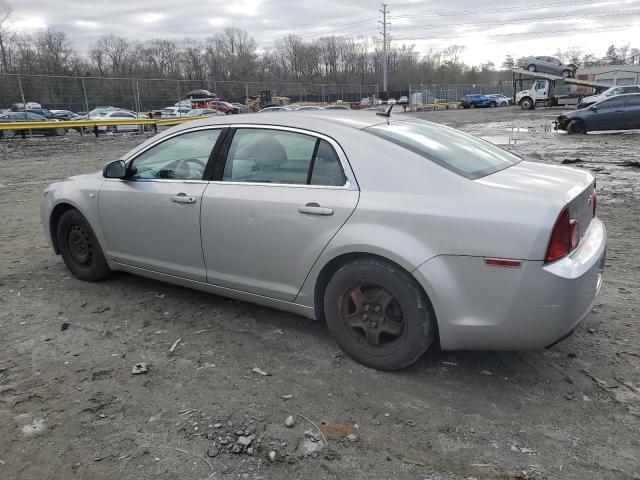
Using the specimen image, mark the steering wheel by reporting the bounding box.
[173,158,207,179]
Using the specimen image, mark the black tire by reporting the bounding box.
[561,69,571,78]
[527,64,536,72]
[520,98,533,110]
[56,209,111,282]
[567,119,587,134]
[489,102,497,108]
[501,101,507,107]
[2,129,16,139]
[469,103,475,109]
[55,128,67,136]
[107,125,117,134]
[323,259,436,371]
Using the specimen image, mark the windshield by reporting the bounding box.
[364,120,521,179]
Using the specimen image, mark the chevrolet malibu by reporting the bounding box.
[41,112,606,370]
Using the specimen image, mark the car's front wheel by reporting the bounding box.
[1,129,16,139]
[489,102,496,108]
[324,259,436,371]
[57,209,111,282]
[561,69,571,78]
[527,64,536,72]
[567,119,587,134]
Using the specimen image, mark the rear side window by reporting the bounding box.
[223,128,345,186]
[627,95,640,106]
[365,121,521,179]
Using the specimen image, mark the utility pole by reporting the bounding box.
[379,3,390,94]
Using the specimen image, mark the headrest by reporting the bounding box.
[249,137,287,167]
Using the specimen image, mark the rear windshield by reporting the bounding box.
[364,120,521,179]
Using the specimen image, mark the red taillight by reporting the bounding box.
[545,206,579,263]
[591,184,597,217]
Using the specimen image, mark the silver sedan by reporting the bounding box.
[41,112,606,370]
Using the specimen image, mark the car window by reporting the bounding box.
[365,120,521,180]
[623,86,640,93]
[26,113,43,120]
[598,97,628,109]
[222,129,345,186]
[130,129,221,181]
[223,129,316,184]
[627,95,640,106]
[114,112,135,118]
[310,140,346,186]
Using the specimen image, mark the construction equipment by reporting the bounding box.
[245,90,290,112]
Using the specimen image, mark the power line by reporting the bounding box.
[389,0,638,18]
[401,9,640,30]
[394,23,640,42]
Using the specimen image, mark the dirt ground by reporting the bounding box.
[0,107,638,480]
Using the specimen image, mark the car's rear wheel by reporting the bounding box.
[561,69,571,78]
[324,259,436,371]
[57,209,111,282]
[527,64,536,72]
[55,128,67,136]
[567,119,587,134]
[469,103,475,109]
[501,101,507,107]
[107,125,117,134]
[2,129,16,139]
[489,102,496,108]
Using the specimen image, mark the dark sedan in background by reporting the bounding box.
[556,93,640,134]
[0,112,67,138]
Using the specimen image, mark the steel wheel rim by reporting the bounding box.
[67,225,93,267]
[338,282,407,356]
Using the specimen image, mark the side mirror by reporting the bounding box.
[589,105,598,112]
[103,160,126,179]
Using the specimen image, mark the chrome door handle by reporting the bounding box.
[171,193,196,204]
[298,202,334,216]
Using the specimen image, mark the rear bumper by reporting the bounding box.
[413,217,606,350]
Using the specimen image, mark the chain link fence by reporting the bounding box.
[408,83,515,106]
[0,73,379,113]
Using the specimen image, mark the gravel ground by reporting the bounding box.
[0,108,639,480]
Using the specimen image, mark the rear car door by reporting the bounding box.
[201,126,359,301]
[624,95,640,129]
[99,127,225,281]
[588,96,629,131]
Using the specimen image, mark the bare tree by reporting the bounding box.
[0,0,12,72]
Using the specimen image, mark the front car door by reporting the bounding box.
[201,126,359,301]
[588,96,629,131]
[99,127,225,281]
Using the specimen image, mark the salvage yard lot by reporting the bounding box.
[0,108,639,480]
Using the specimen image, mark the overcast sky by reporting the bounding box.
[6,0,640,66]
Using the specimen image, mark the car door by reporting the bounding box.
[201,126,359,301]
[587,96,629,131]
[623,95,640,129]
[99,127,225,281]
[111,111,138,131]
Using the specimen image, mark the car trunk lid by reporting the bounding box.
[477,160,595,241]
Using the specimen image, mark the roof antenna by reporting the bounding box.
[376,103,394,117]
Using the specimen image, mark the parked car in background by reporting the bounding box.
[460,94,494,108]
[577,85,640,109]
[387,98,397,105]
[0,111,66,138]
[231,103,250,113]
[326,104,350,110]
[95,110,149,133]
[295,105,324,111]
[487,94,512,106]
[258,106,293,112]
[160,106,191,118]
[42,111,606,371]
[556,93,640,133]
[214,101,238,114]
[185,108,224,117]
[50,110,80,120]
[398,96,409,105]
[519,56,577,78]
